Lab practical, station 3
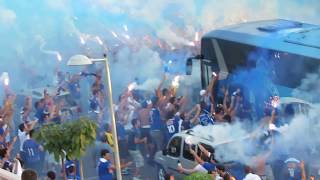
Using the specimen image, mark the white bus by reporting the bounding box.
[187,19,320,113]
[185,19,320,178]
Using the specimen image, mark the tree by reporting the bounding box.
[184,172,212,180]
[34,117,97,179]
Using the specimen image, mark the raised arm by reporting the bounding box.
[269,108,276,124]
[7,136,17,155]
[26,120,38,132]
[177,164,197,174]
[229,89,240,112]
[223,88,230,113]
[186,104,198,117]
[110,161,133,170]
[168,86,176,98]
[198,144,210,159]
[300,160,306,180]
[156,74,166,98]
[190,148,205,165]
[189,104,201,125]
[208,73,219,100]
[24,96,33,114]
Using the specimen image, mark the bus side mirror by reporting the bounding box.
[186,58,193,75]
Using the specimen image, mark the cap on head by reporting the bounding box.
[200,90,206,96]
[43,109,50,116]
[66,163,75,169]
[285,158,300,164]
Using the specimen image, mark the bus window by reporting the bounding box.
[271,52,320,88]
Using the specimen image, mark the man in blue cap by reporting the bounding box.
[280,158,306,180]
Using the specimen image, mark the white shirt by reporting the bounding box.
[18,130,29,151]
[193,164,207,173]
[243,173,262,180]
[13,160,23,176]
[3,124,10,143]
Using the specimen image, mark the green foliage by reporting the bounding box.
[184,172,212,180]
[34,117,97,162]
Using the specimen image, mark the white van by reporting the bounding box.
[154,128,249,180]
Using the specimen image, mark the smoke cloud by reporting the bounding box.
[0,0,319,101]
[0,6,16,26]
[192,123,253,163]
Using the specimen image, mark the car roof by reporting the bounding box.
[203,19,320,59]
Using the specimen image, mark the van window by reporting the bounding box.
[198,143,217,162]
[167,136,182,157]
[183,142,196,161]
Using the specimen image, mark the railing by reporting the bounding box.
[0,169,20,180]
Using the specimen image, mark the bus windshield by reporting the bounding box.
[202,38,320,90]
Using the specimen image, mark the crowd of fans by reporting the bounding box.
[0,65,315,180]
[0,68,107,179]
[108,71,313,180]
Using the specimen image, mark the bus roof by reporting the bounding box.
[203,19,320,59]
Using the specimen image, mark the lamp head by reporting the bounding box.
[67,55,93,66]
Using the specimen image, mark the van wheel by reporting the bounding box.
[157,165,166,180]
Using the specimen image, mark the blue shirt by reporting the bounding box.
[200,96,211,112]
[199,110,215,126]
[2,160,13,172]
[150,108,163,130]
[65,160,80,177]
[34,108,45,124]
[68,82,81,99]
[128,128,141,151]
[0,127,4,136]
[67,175,81,180]
[22,139,41,163]
[282,168,302,180]
[202,162,216,172]
[166,116,182,138]
[181,120,191,130]
[98,158,113,180]
[89,96,99,112]
[116,122,126,140]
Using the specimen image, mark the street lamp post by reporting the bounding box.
[67,54,122,180]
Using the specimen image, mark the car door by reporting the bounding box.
[162,136,184,179]
[180,140,198,178]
